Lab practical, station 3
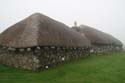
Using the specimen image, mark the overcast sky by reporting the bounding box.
[0,0,125,44]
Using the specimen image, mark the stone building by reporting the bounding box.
[72,25,123,53]
[0,13,91,71]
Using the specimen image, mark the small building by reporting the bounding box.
[72,25,123,53]
[0,13,91,71]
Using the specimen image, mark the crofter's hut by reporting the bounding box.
[72,25,123,53]
[0,13,91,71]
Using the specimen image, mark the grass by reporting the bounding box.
[0,52,125,83]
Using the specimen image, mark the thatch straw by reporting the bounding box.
[0,13,90,48]
[72,25,123,46]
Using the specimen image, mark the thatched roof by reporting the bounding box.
[72,25,123,46]
[0,13,90,48]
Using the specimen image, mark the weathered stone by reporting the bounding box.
[36,46,41,50]
[33,57,40,64]
[27,48,31,51]
[61,57,65,61]
[0,46,90,71]
[90,49,94,53]
[45,65,48,69]
[51,46,55,49]
[19,49,25,52]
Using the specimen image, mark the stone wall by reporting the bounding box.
[0,45,122,71]
[0,46,90,71]
[90,44,123,54]
[122,45,125,51]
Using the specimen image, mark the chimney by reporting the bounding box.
[74,21,77,26]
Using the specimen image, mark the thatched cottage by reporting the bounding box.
[72,25,123,53]
[0,13,91,71]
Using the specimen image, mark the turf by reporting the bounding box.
[0,52,125,83]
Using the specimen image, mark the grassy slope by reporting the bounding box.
[0,52,125,83]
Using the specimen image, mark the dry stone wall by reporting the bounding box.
[90,44,123,54]
[0,46,90,71]
[0,45,122,71]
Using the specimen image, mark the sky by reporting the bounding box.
[0,0,125,44]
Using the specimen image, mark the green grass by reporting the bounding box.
[0,52,125,83]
